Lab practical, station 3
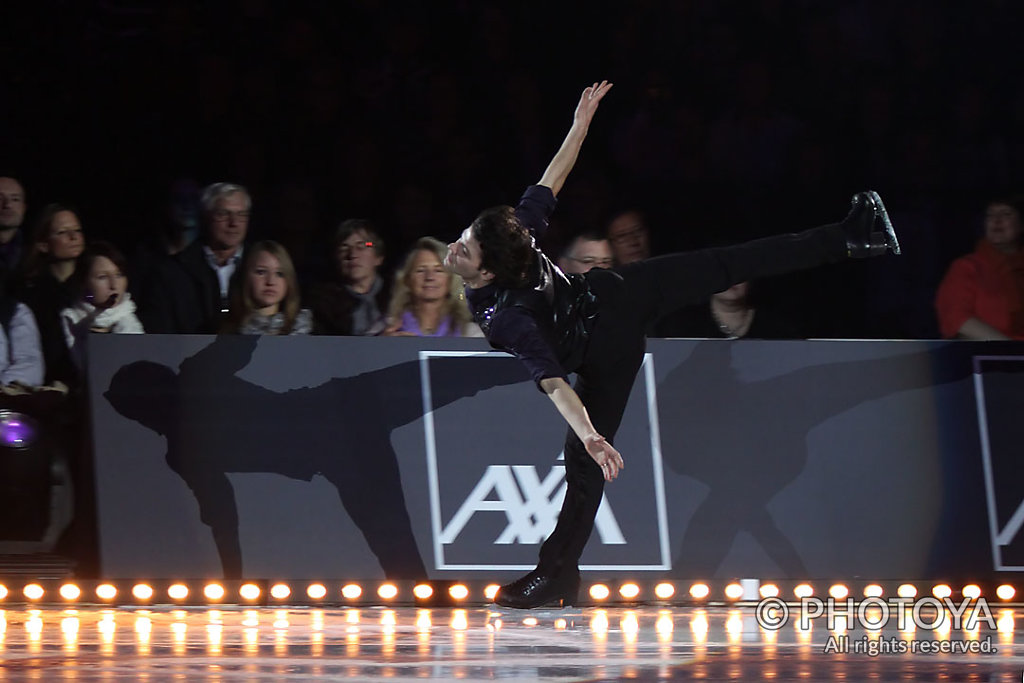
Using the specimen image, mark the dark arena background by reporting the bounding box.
[3,1,1024,681]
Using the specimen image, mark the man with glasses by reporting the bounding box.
[606,210,651,265]
[308,219,389,335]
[140,183,252,333]
[558,233,614,274]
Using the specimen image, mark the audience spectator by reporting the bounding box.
[140,182,251,334]
[61,242,144,370]
[0,176,28,279]
[18,204,85,386]
[607,209,652,265]
[222,240,311,335]
[653,281,802,339]
[557,233,614,274]
[129,178,202,325]
[307,219,389,335]
[0,292,44,387]
[935,195,1024,340]
[383,237,481,337]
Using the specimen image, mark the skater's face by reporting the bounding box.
[86,255,127,307]
[247,250,287,312]
[985,203,1022,251]
[407,248,450,303]
[445,226,493,287]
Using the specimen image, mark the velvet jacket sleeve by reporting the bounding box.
[487,308,567,388]
[514,185,558,239]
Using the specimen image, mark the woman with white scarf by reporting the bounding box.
[61,241,143,369]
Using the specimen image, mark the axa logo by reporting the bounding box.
[974,355,1024,570]
[419,349,670,571]
[438,463,625,545]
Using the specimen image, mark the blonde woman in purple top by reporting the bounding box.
[383,237,482,337]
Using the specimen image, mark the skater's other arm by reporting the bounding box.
[540,376,624,482]
[537,81,612,198]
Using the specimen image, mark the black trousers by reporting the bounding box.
[536,222,849,573]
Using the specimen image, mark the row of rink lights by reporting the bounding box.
[586,582,1019,603]
[0,581,1018,604]
[2,582,475,604]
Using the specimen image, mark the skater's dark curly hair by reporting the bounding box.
[471,206,536,288]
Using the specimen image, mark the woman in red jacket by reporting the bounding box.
[936,196,1024,340]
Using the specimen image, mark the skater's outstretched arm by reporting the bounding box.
[540,376,624,482]
[537,81,612,198]
[179,334,260,378]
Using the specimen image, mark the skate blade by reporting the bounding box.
[867,190,901,255]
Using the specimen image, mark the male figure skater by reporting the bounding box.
[444,81,900,608]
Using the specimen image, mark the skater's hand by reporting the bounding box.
[573,80,613,130]
[584,433,624,482]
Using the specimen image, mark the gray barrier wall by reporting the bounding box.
[86,334,1020,581]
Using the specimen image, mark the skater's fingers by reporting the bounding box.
[599,460,616,481]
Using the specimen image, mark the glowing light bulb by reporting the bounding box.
[59,584,81,601]
[897,584,917,599]
[204,584,226,601]
[689,583,710,599]
[619,583,640,599]
[96,584,117,601]
[239,584,261,601]
[168,584,189,600]
[655,583,675,599]
[132,584,154,601]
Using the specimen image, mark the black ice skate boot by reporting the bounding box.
[493,567,581,609]
[842,191,901,258]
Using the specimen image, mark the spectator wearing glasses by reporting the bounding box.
[606,209,651,265]
[558,232,614,274]
[139,183,251,334]
[307,219,389,335]
[19,203,86,385]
